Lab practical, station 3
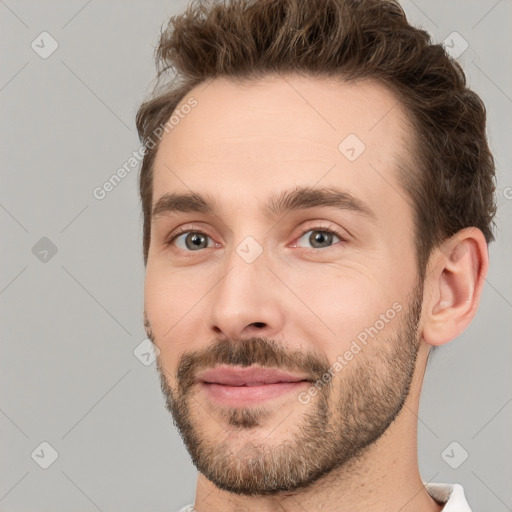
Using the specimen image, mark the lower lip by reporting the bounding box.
[200,381,310,406]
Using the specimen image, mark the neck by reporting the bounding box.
[192,344,442,512]
[193,441,441,512]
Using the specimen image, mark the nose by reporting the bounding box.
[208,250,286,342]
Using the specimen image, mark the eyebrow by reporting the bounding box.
[151,186,376,222]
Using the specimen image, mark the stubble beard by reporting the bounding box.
[153,285,423,496]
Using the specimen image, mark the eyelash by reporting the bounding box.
[166,225,346,251]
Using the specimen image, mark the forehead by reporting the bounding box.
[152,74,413,221]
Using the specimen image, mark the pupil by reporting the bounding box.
[189,233,206,249]
[312,231,331,247]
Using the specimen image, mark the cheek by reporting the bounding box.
[144,264,204,362]
[289,268,399,359]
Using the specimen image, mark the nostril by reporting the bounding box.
[252,322,265,328]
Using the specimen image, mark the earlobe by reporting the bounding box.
[422,228,489,347]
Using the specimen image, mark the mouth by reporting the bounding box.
[195,366,313,406]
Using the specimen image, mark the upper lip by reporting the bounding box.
[196,366,312,386]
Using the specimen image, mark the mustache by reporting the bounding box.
[175,337,332,394]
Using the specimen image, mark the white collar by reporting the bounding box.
[424,482,472,511]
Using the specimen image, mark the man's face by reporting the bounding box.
[144,75,424,494]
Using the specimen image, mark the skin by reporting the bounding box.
[143,74,489,512]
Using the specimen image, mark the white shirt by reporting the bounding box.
[176,482,471,511]
[425,483,472,511]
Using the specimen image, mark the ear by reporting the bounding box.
[422,227,489,347]
[143,309,154,342]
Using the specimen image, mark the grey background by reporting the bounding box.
[0,1,511,511]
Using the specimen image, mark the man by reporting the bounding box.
[136,0,496,510]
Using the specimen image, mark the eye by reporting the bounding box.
[293,227,344,250]
[168,229,215,251]
[166,225,346,253]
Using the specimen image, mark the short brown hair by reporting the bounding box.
[136,0,497,274]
